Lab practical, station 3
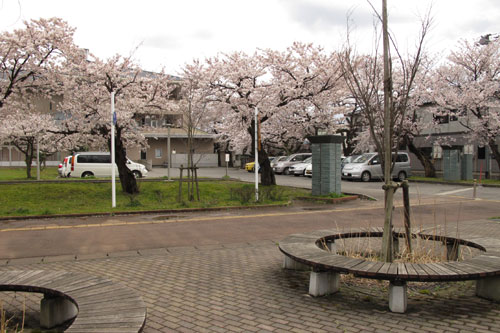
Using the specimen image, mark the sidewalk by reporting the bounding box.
[1,219,500,332]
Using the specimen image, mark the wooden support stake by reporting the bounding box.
[178,165,183,203]
[381,182,397,262]
[195,167,200,201]
[402,180,412,253]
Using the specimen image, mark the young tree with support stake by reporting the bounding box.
[341,1,431,262]
[178,60,214,201]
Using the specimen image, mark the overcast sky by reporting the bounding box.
[0,0,498,74]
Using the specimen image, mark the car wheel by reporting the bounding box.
[81,171,94,178]
[283,168,290,175]
[361,171,371,182]
[132,170,142,178]
[397,171,406,182]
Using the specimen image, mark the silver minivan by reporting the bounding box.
[341,152,411,182]
[70,152,148,178]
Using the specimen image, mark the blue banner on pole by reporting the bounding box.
[113,112,117,125]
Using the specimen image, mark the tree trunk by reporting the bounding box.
[25,155,33,179]
[259,149,276,186]
[406,138,436,178]
[113,128,139,194]
[24,140,35,179]
[489,140,500,174]
[381,0,394,263]
[248,121,276,186]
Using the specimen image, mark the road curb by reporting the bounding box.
[410,179,500,188]
[295,195,359,204]
[0,202,292,221]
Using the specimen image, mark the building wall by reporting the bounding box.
[127,137,216,167]
[0,145,65,166]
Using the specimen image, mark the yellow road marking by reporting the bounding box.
[0,197,492,233]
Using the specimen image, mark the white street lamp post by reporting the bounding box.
[111,92,116,208]
[167,124,171,181]
[254,107,259,202]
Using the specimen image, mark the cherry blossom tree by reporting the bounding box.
[432,38,500,170]
[59,54,177,194]
[0,18,87,178]
[0,18,77,109]
[0,107,63,178]
[205,43,345,186]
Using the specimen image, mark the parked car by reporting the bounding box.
[341,152,411,182]
[273,153,311,175]
[64,155,73,177]
[58,156,68,177]
[245,157,277,172]
[270,156,287,168]
[289,157,312,176]
[245,161,256,172]
[304,163,312,177]
[341,154,361,171]
[69,152,148,178]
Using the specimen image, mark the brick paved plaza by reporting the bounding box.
[1,219,500,332]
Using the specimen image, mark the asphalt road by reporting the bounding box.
[151,167,499,202]
[0,167,499,261]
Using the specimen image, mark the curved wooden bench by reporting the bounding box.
[0,270,146,332]
[279,227,500,313]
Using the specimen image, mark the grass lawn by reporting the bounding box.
[0,180,309,217]
[0,166,60,180]
[409,176,500,185]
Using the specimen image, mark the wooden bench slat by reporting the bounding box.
[353,261,383,277]
[397,263,408,277]
[444,261,485,278]
[0,270,145,333]
[403,263,419,279]
[377,263,392,275]
[427,263,460,279]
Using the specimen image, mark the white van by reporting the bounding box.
[70,152,148,178]
[342,152,411,182]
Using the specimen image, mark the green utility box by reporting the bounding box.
[461,153,473,181]
[307,135,343,196]
[443,149,461,181]
[442,147,473,181]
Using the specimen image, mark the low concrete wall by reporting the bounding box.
[163,154,218,168]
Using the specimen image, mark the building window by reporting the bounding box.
[155,148,162,158]
[434,109,458,124]
[151,116,158,128]
[140,150,147,160]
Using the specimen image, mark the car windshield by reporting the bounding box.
[344,155,360,163]
[303,157,312,163]
[353,153,375,163]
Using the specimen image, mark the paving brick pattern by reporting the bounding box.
[1,220,500,332]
